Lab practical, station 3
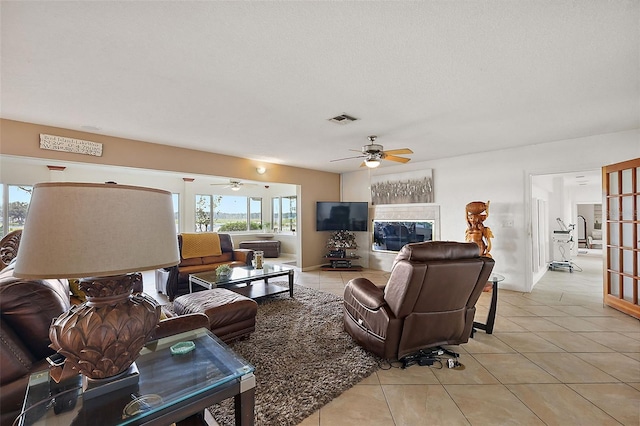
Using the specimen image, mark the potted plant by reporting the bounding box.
[215,264,232,279]
[326,230,357,258]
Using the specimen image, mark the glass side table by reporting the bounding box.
[19,328,255,425]
[473,273,505,334]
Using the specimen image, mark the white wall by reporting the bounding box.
[342,130,639,292]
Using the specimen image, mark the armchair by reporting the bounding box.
[343,241,495,360]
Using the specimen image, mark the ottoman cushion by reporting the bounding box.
[173,288,258,342]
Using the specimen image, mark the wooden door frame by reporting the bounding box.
[603,158,640,319]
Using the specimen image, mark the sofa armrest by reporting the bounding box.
[344,277,386,310]
[152,313,209,340]
[233,248,254,266]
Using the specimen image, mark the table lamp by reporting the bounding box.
[14,182,179,397]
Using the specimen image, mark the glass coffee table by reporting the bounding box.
[19,328,255,425]
[189,264,294,299]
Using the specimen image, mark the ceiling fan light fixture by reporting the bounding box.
[365,158,381,168]
[231,185,241,191]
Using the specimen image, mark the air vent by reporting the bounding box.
[327,113,358,124]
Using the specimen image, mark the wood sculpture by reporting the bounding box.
[465,200,493,258]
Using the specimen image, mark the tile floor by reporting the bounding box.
[146,252,640,425]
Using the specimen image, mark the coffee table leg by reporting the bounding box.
[235,377,255,426]
[288,270,294,297]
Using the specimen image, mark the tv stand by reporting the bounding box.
[321,256,362,271]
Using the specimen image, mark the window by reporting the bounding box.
[195,194,215,232]
[249,197,262,230]
[172,193,180,233]
[1,184,33,236]
[272,198,280,232]
[272,196,297,233]
[216,195,248,232]
[196,194,262,232]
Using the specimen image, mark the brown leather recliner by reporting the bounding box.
[0,262,208,426]
[343,241,495,360]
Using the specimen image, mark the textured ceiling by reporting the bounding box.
[1,1,638,174]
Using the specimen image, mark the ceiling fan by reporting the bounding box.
[210,179,257,191]
[330,136,413,168]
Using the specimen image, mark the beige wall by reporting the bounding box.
[0,119,341,270]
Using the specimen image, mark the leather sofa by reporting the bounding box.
[343,241,495,360]
[162,233,254,301]
[0,262,208,426]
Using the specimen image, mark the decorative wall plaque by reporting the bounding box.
[371,169,433,205]
[40,134,103,157]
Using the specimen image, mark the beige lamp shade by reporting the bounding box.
[14,182,179,279]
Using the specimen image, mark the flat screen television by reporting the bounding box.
[316,202,369,231]
[372,219,434,252]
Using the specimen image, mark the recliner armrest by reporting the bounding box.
[345,277,386,310]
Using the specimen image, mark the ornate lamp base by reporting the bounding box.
[49,274,160,384]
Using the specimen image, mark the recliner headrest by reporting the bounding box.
[393,241,481,265]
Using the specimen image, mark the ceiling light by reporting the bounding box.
[231,185,241,191]
[256,167,266,175]
[365,158,381,168]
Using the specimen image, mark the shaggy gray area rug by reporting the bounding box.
[206,284,380,426]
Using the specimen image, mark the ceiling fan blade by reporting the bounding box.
[384,154,411,163]
[330,154,366,162]
[384,148,413,155]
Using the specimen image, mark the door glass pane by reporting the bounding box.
[608,222,619,246]
[608,198,619,221]
[622,276,634,302]
[608,172,619,195]
[609,272,620,297]
[623,248,634,275]
[622,196,633,220]
[609,247,619,270]
[622,223,634,247]
[621,169,632,193]
[637,167,640,190]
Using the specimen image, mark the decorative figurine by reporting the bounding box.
[465,200,493,258]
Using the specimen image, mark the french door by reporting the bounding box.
[604,158,640,319]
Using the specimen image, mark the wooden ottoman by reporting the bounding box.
[173,288,258,342]
[239,240,281,257]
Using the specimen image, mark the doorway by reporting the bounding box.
[529,169,603,291]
